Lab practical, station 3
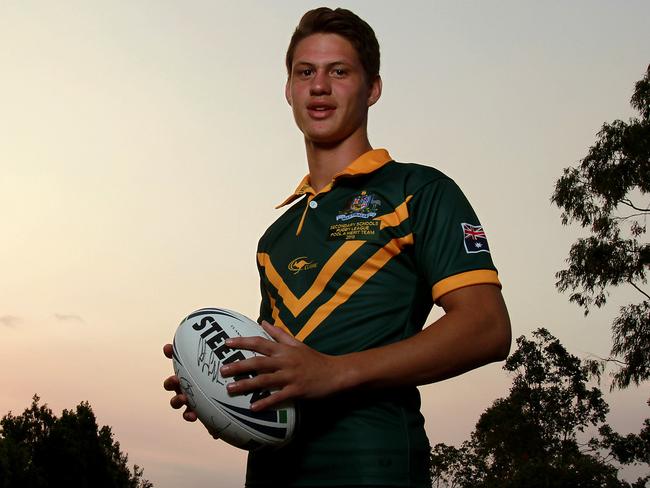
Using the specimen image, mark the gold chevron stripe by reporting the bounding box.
[259,196,414,329]
[376,195,412,229]
[295,234,414,342]
[258,240,365,317]
[268,293,292,336]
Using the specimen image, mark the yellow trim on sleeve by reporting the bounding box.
[432,269,501,301]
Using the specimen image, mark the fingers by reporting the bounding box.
[164,342,197,422]
[205,424,221,439]
[170,392,187,409]
[250,389,294,412]
[196,325,316,413]
[225,335,279,357]
[164,373,196,420]
[221,354,277,379]
[226,368,284,394]
[183,407,197,422]
[225,325,301,357]
[260,321,300,345]
[166,383,197,422]
[164,376,187,409]
[163,374,180,392]
[225,372,295,412]
[221,355,294,412]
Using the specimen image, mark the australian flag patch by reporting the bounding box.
[462,223,490,254]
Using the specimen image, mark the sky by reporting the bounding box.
[1,1,649,486]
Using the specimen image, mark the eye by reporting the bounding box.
[298,68,313,78]
[332,68,347,77]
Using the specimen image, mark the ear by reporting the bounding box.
[367,75,382,107]
[285,78,292,106]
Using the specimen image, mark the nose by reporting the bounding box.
[309,69,331,96]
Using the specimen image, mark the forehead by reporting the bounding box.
[292,33,361,67]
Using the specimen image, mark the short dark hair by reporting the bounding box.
[285,7,380,84]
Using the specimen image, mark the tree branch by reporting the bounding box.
[612,212,650,221]
[628,281,650,301]
[619,198,650,213]
[583,353,629,367]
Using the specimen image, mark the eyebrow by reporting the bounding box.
[293,60,350,68]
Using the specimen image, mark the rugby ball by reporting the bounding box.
[172,307,297,451]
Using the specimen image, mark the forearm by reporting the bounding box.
[333,285,511,392]
[221,284,511,411]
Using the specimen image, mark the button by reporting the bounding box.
[309,200,318,209]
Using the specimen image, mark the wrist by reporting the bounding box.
[329,351,366,394]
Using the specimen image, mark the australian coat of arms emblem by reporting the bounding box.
[336,191,382,221]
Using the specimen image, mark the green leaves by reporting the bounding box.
[611,302,650,388]
[430,330,649,487]
[0,395,152,488]
[551,65,650,389]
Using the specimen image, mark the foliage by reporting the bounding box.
[551,65,650,389]
[0,395,152,488]
[430,329,649,488]
[591,400,650,468]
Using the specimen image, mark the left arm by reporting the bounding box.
[221,283,510,411]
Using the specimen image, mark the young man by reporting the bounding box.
[164,7,511,487]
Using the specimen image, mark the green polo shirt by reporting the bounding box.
[246,149,500,487]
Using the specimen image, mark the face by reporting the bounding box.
[285,33,381,146]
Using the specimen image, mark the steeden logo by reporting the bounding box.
[288,257,318,274]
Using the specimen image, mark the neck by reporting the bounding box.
[304,128,373,193]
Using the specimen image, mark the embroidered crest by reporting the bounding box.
[462,223,490,254]
[336,191,381,221]
[288,257,318,274]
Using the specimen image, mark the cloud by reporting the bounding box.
[0,315,22,328]
[53,313,86,324]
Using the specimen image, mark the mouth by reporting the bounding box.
[307,102,336,119]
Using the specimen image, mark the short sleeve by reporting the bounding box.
[257,241,274,324]
[257,283,273,325]
[408,177,501,302]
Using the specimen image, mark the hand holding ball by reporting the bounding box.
[171,308,297,450]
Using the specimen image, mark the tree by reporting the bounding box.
[551,65,650,389]
[590,400,650,474]
[0,395,152,488]
[430,329,649,488]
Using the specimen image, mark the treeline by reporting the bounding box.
[0,396,151,488]
[430,329,649,487]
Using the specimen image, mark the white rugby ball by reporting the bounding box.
[172,307,297,451]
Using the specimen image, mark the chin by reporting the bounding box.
[304,133,338,145]
[301,125,358,146]
[299,127,335,144]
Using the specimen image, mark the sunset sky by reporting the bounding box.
[1,1,649,486]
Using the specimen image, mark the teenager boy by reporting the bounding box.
[164,7,511,487]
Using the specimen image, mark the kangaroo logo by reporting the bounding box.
[288,257,318,274]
